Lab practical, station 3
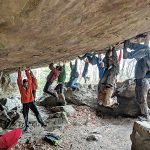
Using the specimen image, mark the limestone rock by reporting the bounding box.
[1,1,150,71]
[65,86,97,108]
[51,105,76,117]
[37,96,59,107]
[86,134,101,142]
[131,121,150,150]
[46,112,69,130]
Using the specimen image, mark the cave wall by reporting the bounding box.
[0,0,150,71]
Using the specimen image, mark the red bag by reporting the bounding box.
[0,128,22,150]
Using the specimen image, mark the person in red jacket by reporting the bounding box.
[43,63,61,98]
[17,67,46,131]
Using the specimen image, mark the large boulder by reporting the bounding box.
[65,80,150,117]
[37,96,59,107]
[131,121,150,150]
[51,105,76,117]
[65,85,97,108]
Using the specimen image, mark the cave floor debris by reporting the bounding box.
[13,105,135,150]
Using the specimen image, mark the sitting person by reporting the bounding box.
[98,47,119,108]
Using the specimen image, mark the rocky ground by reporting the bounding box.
[12,105,135,150]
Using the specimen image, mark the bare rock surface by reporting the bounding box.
[131,121,150,150]
[65,82,148,117]
[1,1,150,71]
[51,105,76,117]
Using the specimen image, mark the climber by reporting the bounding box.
[67,60,79,91]
[30,69,38,99]
[17,67,46,131]
[78,52,98,65]
[123,32,150,60]
[123,32,150,121]
[98,47,119,108]
[55,64,67,105]
[0,102,11,129]
[82,59,90,83]
[43,63,61,99]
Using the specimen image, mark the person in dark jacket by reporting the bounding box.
[123,32,150,121]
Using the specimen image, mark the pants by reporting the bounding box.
[98,84,117,107]
[55,83,64,94]
[22,102,44,127]
[43,81,56,97]
[124,42,149,59]
[71,78,78,89]
[135,79,150,116]
[135,56,150,79]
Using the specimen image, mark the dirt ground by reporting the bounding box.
[14,105,135,150]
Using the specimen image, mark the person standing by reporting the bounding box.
[17,67,46,131]
[123,32,150,120]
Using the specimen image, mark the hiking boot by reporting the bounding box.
[41,123,47,127]
[123,40,130,59]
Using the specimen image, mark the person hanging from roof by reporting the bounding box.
[43,63,61,99]
[98,47,119,108]
[55,64,67,105]
[82,58,90,83]
[123,32,150,121]
[67,60,79,91]
[29,69,38,99]
[78,52,98,65]
[17,67,46,131]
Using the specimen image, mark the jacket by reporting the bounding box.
[17,70,34,104]
[47,68,60,83]
[58,65,66,83]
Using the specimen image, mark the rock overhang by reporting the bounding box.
[0,0,150,72]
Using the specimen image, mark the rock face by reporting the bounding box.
[65,81,150,117]
[0,73,18,99]
[1,0,150,71]
[131,121,150,150]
